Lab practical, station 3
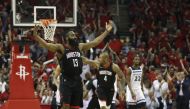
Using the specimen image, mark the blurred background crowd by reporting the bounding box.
[0,0,190,109]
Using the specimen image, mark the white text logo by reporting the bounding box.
[16,65,29,81]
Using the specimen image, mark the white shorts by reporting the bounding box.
[98,99,111,109]
[82,98,91,109]
[126,86,146,105]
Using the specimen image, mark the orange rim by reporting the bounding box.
[40,19,57,27]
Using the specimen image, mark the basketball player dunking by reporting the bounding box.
[31,21,113,109]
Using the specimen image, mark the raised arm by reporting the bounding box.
[79,20,113,51]
[33,26,64,53]
[8,24,12,42]
[108,46,121,63]
[180,59,189,75]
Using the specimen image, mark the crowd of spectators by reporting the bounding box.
[0,0,190,109]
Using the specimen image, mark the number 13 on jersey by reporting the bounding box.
[73,59,78,67]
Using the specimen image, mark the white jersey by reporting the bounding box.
[129,66,143,90]
[126,66,145,105]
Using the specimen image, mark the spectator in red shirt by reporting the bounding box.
[109,38,122,54]
[174,29,185,50]
[97,6,111,30]
[126,47,136,67]
[146,65,157,82]
[148,32,158,49]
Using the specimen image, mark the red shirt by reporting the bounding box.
[148,36,158,49]
[126,51,135,67]
[47,50,54,60]
[86,16,94,28]
[159,33,170,49]
[99,15,110,28]
[109,39,122,54]
[175,32,185,49]
[0,92,9,101]
[96,41,105,49]
[147,71,156,82]
[168,51,177,65]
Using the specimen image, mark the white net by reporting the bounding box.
[39,19,57,41]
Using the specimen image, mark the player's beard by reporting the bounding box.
[68,38,79,48]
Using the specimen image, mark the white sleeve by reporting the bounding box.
[112,21,117,35]
[92,79,98,88]
[152,80,156,91]
[41,96,45,104]
[146,97,151,108]
[56,90,60,104]
[161,82,168,93]
[153,97,160,108]
[150,86,154,92]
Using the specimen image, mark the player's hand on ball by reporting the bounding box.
[105,20,113,32]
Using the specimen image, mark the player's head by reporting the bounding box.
[133,54,140,66]
[156,73,163,82]
[177,71,185,80]
[66,31,79,48]
[99,52,110,65]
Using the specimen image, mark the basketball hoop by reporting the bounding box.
[39,19,57,41]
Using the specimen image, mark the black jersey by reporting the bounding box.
[97,64,116,89]
[59,48,83,82]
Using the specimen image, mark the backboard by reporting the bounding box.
[12,0,77,27]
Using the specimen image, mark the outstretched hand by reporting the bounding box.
[33,25,41,36]
[105,20,113,32]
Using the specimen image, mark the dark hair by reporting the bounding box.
[50,84,57,92]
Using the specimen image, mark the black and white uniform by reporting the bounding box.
[126,66,146,106]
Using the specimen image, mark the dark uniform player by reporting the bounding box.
[32,21,113,109]
[97,63,117,109]
[59,48,84,108]
[82,52,126,109]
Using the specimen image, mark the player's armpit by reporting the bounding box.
[112,64,125,80]
[113,64,126,88]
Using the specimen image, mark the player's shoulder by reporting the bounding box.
[112,63,118,67]
[55,43,65,53]
[125,66,132,74]
[112,63,120,69]
[78,43,86,51]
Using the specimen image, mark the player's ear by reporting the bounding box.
[64,37,68,44]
